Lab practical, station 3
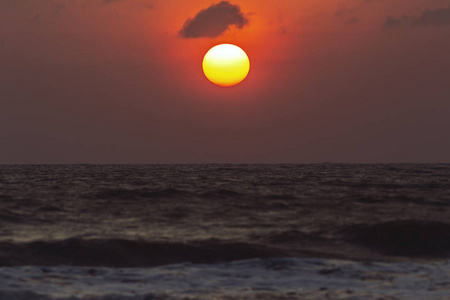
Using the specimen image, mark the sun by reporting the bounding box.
[202,44,250,87]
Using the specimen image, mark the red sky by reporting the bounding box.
[1,0,449,163]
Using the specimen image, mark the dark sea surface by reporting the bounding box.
[0,164,449,299]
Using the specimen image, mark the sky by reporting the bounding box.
[1,0,449,163]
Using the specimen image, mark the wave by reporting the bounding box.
[0,238,282,268]
[200,189,243,199]
[93,188,252,201]
[2,257,449,300]
[354,195,446,206]
[92,188,190,200]
[342,220,450,257]
[0,211,26,223]
[259,230,327,244]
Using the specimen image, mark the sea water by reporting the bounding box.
[0,164,449,299]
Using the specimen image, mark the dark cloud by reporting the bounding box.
[101,0,155,10]
[384,15,408,28]
[385,6,450,28]
[335,8,345,17]
[346,17,360,25]
[179,1,248,38]
[32,2,65,23]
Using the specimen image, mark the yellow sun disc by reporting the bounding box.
[202,44,250,87]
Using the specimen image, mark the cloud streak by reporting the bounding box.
[385,6,450,28]
[179,1,248,38]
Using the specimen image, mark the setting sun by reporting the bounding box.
[202,44,250,87]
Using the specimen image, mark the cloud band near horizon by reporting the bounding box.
[385,6,450,28]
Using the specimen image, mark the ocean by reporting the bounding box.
[0,164,449,299]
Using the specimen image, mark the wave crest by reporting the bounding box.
[0,238,281,267]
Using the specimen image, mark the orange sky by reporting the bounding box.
[1,0,450,163]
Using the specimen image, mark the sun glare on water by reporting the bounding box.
[202,44,250,87]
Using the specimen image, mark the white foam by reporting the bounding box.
[1,258,449,299]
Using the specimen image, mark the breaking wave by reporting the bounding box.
[0,238,281,267]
